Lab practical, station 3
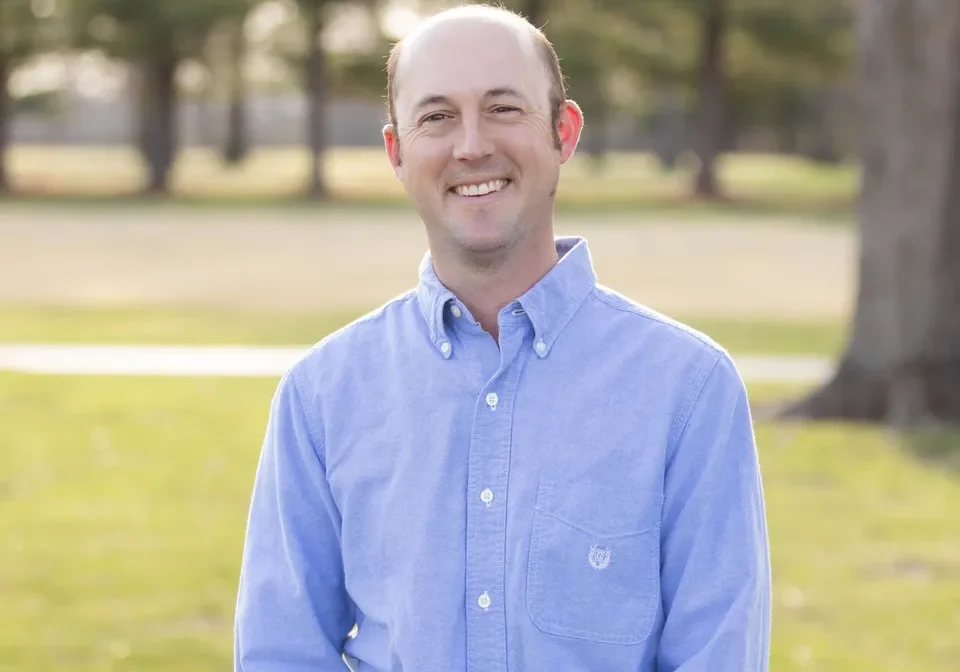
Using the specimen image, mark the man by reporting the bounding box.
[234,4,771,671]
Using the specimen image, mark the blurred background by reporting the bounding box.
[0,0,957,670]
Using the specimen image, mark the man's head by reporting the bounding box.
[382,4,583,265]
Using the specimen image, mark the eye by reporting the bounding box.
[492,105,519,114]
[422,112,450,123]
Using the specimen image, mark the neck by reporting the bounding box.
[432,233,559,342]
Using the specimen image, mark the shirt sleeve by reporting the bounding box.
[234,368,356,671]
[656,353,772,671]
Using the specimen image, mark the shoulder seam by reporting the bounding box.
[289,365,328,471]
[665,350,724,465]
[339,291,417,332]
[590,287,724,355]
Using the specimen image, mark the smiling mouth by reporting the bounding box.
[449,179,512,198]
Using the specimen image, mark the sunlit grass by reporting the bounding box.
[0,374,957,671]
[0,305,844,355]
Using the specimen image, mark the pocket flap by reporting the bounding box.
[535,479,664,538]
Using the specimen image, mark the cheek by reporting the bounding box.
[513,125,561,172]
[402,147,450,195]
[529,115,558,147]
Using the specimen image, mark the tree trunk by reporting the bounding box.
[783,0,960,427]
[0,51,10,194]
[775,120,800,155]
[694,0,727,198]
[805,84,842,165]
[305,5,328,199]
[140,45,179,195]
[222,18,249,166]
[652,87,685,172]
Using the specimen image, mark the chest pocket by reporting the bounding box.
[526,478,664,645]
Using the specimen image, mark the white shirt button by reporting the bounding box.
[450,305,462,318]
[440,342,451,355]
[535,341,547,355]
[485,392,499,410]
[480,488,494,504]
[477,592,491,609]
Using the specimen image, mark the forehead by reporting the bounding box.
[394,16,547,118]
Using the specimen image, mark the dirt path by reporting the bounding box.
[0,206,854,320]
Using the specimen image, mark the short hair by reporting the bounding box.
[385,4,567,149]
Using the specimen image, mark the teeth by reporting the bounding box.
[455,179,506,197]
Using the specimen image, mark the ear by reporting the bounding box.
[383,123,404,177]
[556,100,584,165]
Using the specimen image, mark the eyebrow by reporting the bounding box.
[413,87,528,112]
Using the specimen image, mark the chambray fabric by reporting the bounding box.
[234,236,771,671]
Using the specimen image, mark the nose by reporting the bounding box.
[453,116,494,162]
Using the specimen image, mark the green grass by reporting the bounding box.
[2,146,857,217]
[0,306,845,355]
[0,374,269,671]
[0,374,957,671]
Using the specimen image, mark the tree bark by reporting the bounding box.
[0,50,10,194]
[694,0,727,198]
[305,4,328,199]
[140,45,179,195]
[784,0,960,427]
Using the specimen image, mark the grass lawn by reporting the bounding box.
[0,372,957,671]
[3,146,857,217]
[0,306,845,356]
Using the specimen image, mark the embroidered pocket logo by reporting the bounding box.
[588,544,612,570]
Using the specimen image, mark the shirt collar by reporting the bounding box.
[415,236,597,359]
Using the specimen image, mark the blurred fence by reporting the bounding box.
[9,89,851,155]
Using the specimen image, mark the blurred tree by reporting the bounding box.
[72,0,246,194]
[218,7,254,165]
[584,0,727,189]
[0,0,66,193]
[264,0,383,198]
[685,0,851,196]
[545,3,621,170]
[691,0,725,197]
[785,0,960,426]
[328,38,394,100]
[596,0,852,192]
[299,0,330,198]
[734,0,852,163]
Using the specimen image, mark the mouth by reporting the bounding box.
[448,178,512,199]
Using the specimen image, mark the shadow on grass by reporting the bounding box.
[751,384,960,476]
[902,428,960,475]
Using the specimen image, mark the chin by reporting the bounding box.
[450,224,518,257]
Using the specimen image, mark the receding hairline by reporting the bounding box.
[386,4,565,127]
[394,5,544,75]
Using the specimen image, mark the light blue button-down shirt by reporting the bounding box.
[234,236,771,671]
